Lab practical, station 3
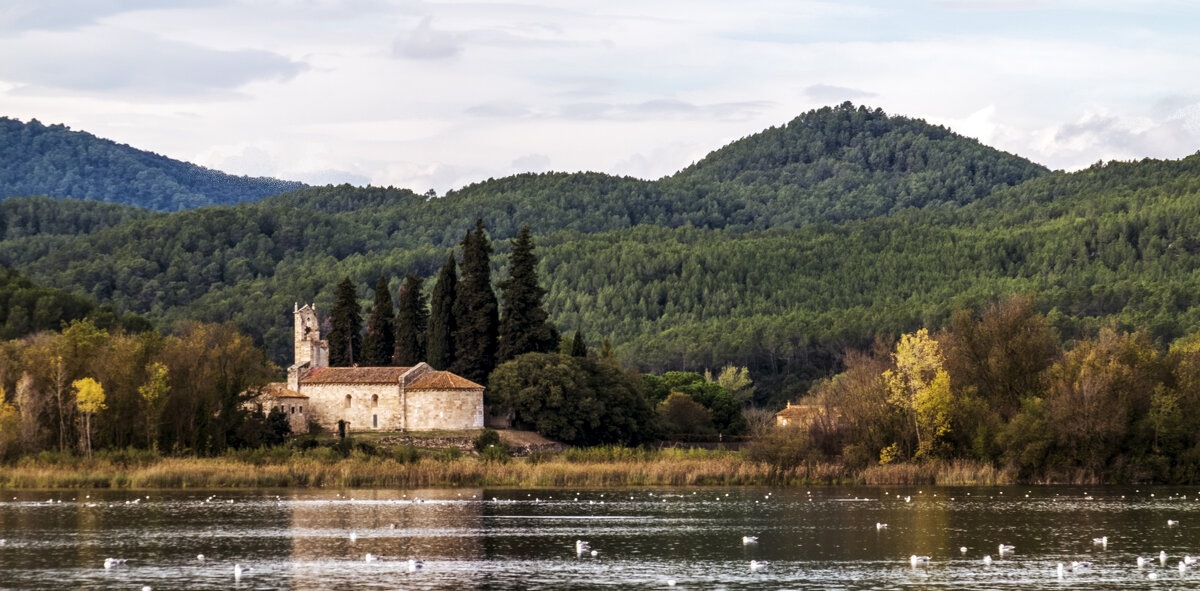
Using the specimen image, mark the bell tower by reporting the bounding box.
[294,303,328,369]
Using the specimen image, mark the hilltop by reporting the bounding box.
[0,117,305,211]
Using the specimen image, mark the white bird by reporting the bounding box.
[998,544,1015,554]
[234,564,247,578]
[364,553,377,562]
[1148,572,1158,580]
[103,558,126,569]
[667,580,676,587]
[196,554,205,562]
[750,560,769,572]
[1057,563,1065,578]
[407,558,423,572]
[1092,536,1107,546]
[1137,556,1147,568]
[904,496,912,503]
[742,536,758,545]
[1179,561,1188,572]
[960,546,968,554]
[1185,556,1197,565]
[982,555,992,564]
[1168,519,1179,526]
[1070,561,1092,572]
[576,540,591,554]
[1161,550,1168,564]
[876,522,887,530]
[141,586,151,591]
[910,555,930,565]
[349,532,357,542]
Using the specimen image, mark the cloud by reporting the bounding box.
[804,84,876,102]
[0,28,305,99]
[1033,104,1200,170]
[392,16,462,60]
[467,98,767,122]
[510,153,551,173]
[0,0,219,34]
[289,169,372,186]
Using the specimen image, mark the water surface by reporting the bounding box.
[1,485,1198,589]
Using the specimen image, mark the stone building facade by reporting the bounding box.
[258,303,485,433]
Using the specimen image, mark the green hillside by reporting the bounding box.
[7,104,1194,402]
[0,117,305,211]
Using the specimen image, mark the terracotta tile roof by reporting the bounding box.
[300,366,413,384]
[775,404,823,420]
[406,371,484,391]
[261,382,308,399]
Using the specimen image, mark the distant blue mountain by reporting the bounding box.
[0,117,306,211]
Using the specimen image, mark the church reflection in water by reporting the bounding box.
[282,488,487,590]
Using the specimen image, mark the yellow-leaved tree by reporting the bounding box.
[0,386,19,459]
[73,377,105,457]
[883,329,953,461]
[138,362,170,451]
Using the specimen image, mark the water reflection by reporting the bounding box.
[0,486,1197,589]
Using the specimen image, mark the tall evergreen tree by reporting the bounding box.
[571,330,588,357]
[393,273,429,366]
[327,276,362,367]
[426,255,457,370]
[451,219,499,384]
[361,276,395,366]
[498,225,559,362]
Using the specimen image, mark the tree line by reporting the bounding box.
[752,296,1200,483]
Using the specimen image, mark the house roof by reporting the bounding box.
[300,366,414,384]
[775,403,823,420]
[261,382,308,399]
[406,371,484,391]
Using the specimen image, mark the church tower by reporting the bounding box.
[294,303,328,369]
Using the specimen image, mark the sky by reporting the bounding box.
[2,0,1200,192]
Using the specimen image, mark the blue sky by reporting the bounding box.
[1,0,1198,192]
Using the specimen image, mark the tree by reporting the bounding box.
[489,352,654,446]
[361,277,396,366]
[138,361,170,450]
[498,225,559,362]
[716,365,755,406]
[657,392,715,435]
[883,329,954,460]
[451,220,499,384]
[327,276,362,367]
[570,331,588,357]
[0,387,19,459]
[73,377,105,457]
[426,256,457,370]
[393,273,429,366]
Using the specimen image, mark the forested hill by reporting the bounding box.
[433,102,1050,235]
[0,117,306,211]
[15,103,1196,403]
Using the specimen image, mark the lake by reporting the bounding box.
[0,485,1197,589]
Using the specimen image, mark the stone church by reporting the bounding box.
[258,303,485,433]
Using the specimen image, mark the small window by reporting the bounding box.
[298,405,303,415]
[344,395,352,409]
[371,394,379,408]
[372,414,378,428]
[290,406,295,414]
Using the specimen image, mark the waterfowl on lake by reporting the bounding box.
[982,555,992,564]
[750,560,769,572]
[407,558,423,572]
[365,553,377,562]
[876,523,887,530]
[742,536,758,545]
[103,558,126,569]
[1092,536,1107,546]
[998,544,1014,554]
[910,555,930,565]
[1160,550,1168,564]
[1070,561,1091,572]
[960,547,967,554]
[1137,556,1146,567]
[576,540,591,554]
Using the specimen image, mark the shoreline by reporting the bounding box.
[0,447,1029,489]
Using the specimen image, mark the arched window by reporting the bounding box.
[371,394,379,408]
[344,395,352,409]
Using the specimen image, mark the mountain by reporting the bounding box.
[0,117,305,211]
[9,103,1190,402]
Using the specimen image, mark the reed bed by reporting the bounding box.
[0,448,1022,489]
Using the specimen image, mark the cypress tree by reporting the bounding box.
[498,225,559,362]
[451,219,499,384]
[393,273,429,366]
[426,255,457,370]
[571,330,588,357]
[361,276,396,366]
[327,276,362,367]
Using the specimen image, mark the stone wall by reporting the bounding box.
[302,382,400,432]
[404,389,484,430]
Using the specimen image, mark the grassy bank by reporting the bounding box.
[0,446,1015,489]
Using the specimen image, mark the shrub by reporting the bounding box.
[473,429,502,453]
[393,445,421,464]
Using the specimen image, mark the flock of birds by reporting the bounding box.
[896,519,1196,581]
